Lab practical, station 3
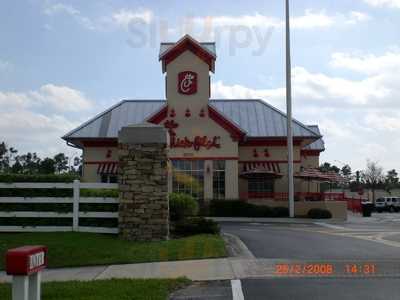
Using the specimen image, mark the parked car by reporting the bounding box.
[375,197,400,212]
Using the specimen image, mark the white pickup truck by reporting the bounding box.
[375,197,400,212]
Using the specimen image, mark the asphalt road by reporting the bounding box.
[221,222,400,259]
[242,278,400,300]
[220,221,400,300]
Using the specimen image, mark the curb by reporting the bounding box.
[222,232,255,259]
[209,217,346,224]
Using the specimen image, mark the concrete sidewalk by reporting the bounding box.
[0,258,235,283]
[2,258,399,283]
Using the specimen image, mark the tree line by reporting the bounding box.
[319,160,400,193]
[0,142,81,175]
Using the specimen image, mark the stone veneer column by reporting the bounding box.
[118,124,169,241]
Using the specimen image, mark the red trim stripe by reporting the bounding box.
[169,156,238,161]
[301,150,321,156]
[239,160,301,163]
[147,105,168,124]
[85,161,118,164]
[240,139,303,146]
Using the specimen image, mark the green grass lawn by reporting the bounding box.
[0,278,190,300]
[0,232,226,269]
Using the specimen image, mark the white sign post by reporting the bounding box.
[6,246,47,300]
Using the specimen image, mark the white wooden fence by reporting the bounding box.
[0,180,119,234]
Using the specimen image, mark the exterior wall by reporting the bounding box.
[81,144,322,197]
[82,147,118,182]
[164,50,239,160]
[82,145,321,195]
[82,164,99,182]
[225,160,239,199]
[239,146,301,162]
[204,160,213,200]
[301,155,319,169]
[166,50,209,113]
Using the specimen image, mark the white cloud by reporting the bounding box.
[43,2,95,30]
[31,84,93,112]
[345,11,372,24]
[190,9,370,32]
[42,3,154,31]
[291,9,335,29]
[43,3,80,16]
[0,84,92,112]
[191,13,282,30]
[0,84,94,158]
[330,51,400,75]
[211,49,400,171]
[111,9,154,28]
[363,0,400,8]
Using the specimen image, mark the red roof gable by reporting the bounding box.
[159,35,216,73]
[147,104,246,142]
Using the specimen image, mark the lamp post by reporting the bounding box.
[285,0,295,218]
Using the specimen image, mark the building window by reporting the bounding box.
[248,177,274,197]
[172,160,204,200]
[213,160,225,200]
[101,174,118,183]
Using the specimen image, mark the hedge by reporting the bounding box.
[0,188,118,198]
[209,200,289,218]
[0,173,78,183]
[173,217,220,236]
[307,208,332,219]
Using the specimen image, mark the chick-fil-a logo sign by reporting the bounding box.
[178,71,197,95]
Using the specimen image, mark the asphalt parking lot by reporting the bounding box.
[221,220,400,260]
[218,214,400,300]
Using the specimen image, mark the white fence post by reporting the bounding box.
[73,180,80,231]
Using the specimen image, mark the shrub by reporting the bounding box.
[209,200,253,217]
[0,173,78,183]
[209,200,284,218]
[307,208,332,219]
[273,206,289,217]
[174,217,220,236]
[169,193,199,221]
[80,189,118,198]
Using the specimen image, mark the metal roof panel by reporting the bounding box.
[63,99,321,141]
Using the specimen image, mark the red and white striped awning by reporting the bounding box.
[295,168,344,183]
[241,162,282,178]
[97,162,118,175]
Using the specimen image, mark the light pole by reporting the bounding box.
[285,0,295,218]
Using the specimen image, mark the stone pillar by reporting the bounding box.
[118,124,169,241]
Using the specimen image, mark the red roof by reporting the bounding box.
[159,35,216,73]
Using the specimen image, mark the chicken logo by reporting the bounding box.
[178,71,197,95]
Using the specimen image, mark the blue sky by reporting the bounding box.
[1,0,399,172]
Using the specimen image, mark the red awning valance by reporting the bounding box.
[240,162,282,178]
[97,162,118,175]
[295,168,344,183]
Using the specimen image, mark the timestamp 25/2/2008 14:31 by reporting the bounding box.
[274,263,377,276]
